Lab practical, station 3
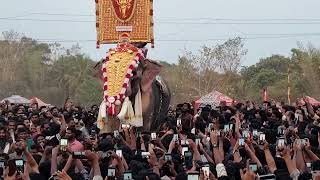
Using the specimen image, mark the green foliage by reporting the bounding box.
[0,31,102,106]
[1,31,319,106]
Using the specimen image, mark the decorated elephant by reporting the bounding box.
[94,42,171,133]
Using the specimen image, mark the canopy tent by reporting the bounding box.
[194,90,234,110]
[305,96,320,106]
[1,95,30,105]
[30,97,51,107]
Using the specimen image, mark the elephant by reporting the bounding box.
[94,45,171,132]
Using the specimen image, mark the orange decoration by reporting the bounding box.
[96,0,154,46]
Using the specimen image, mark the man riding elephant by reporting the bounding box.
[94,42,170,133]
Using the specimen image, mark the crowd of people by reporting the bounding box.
[0,97,319,180]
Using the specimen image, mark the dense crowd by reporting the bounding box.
[0,97,319,180]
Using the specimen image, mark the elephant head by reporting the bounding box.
[94,42,162,132]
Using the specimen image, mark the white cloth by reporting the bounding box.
[117,89,143,127]
[97,101,107,130]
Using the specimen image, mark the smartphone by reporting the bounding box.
[164,153,172,161]
[259,133,266,144]
[116,150,123,158]
[0,160,5,169]
[216,130,221,136]
[249,162,257,172]
[60,139,68,146]
[259,174,276,180]
[121,124,130,129]
[188,173,199,180]
[141,152,150,159]
[277,128,284,135]
[91,129,96,136]
[177,119,182,127]
[306,162,312,168]
[114,130,120,138]
[60,138,68,151]
[195,138,201,145]
[206,137,210,143]
[202,166,210,178]
[151,132,157,140]
[296,138,304,145]
[184,151,193,169]
[224,125,230,133]
[136,131,141,138]
[208,123,214,130]
[72,151,87,159]
[277,138,285,148]
[123,171,132,180]
[173,134,179,142]
[108,167,116,177]
[242,130,249,138]
[239,138,245,146]
[15,159,24,173]
[294,113,299,122]
[182,147,189,156]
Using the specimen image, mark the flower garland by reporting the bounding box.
[101,42,145,116]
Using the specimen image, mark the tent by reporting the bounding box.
[1,95,30,104]
[305,96,320,106]
[30,97,51,107]
[194,90,234,110]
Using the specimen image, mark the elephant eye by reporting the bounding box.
[132,70,137,76]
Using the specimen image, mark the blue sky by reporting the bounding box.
[1,0,320,66]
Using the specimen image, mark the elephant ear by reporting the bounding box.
[141,59,162,92]
[93,59,105,81]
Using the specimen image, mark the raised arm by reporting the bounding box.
[263,142,277,173]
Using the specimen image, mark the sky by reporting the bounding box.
[1,0,320,66]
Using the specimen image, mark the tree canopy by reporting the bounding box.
[0,31,319,105]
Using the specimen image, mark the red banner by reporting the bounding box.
[111,0,136,22]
